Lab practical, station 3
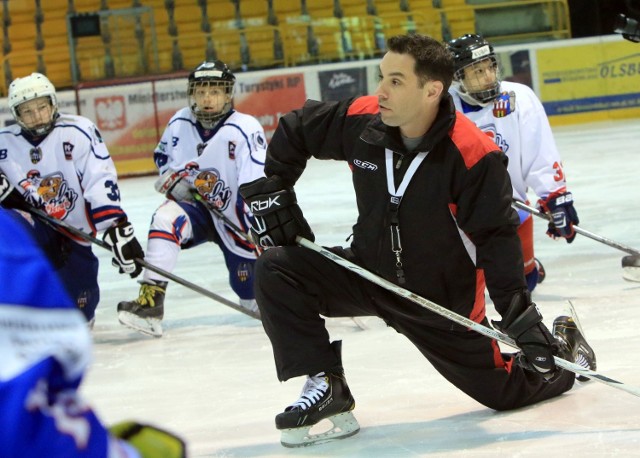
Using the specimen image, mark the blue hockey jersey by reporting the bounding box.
[0,208,135,457]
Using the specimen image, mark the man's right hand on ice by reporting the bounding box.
[239,175,314,248]
[110,421,186,458]
[493,290,558,381]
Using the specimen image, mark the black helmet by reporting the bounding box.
[188,61,236,127]
[447,34,500,104]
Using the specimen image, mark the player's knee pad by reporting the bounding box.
[149,200,194,245]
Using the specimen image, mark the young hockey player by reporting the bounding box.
[239,34,596,448]
[447,34,579,291]
[0,73,144,326]
[0,207,185,458]
[117,60,266,337]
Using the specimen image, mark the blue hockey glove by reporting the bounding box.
[239,176,314,249]
[538,191,579,243]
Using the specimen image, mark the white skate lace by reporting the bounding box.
[288,373,329,411]
[575,352,591,370]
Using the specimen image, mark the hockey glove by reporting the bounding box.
[239,175,315,248]
[538,191,579,243]
[103,219,145,278]
[110,421,186,458]
[493,290,558,381]
[154,169,196,202]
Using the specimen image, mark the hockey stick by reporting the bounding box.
[296,236,640,398]
[512,200,640,256]
[193,194,369,330]
[23,206,260,320]
[512,200,640,283]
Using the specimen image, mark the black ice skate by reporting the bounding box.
[117,280,167,337]
[276,371,359,447]
[553,315,596,382]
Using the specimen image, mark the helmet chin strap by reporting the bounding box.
[452,81,494,107]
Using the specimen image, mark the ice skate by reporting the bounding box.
[117,280,167,337]
[553,315,596,382]
[276,371,359,447]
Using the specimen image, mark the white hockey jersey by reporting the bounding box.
[450,80,567,203]
[0,113,127,244]
[153,108,266,256]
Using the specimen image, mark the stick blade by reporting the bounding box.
[622,255,640,282]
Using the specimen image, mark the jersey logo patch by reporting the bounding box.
[63,142,74,160]
[228,141,236,160]
[30,147,42,164]
[492,91,516,118]
[251,132,266,152]
[353,158,378,171]
[184,162,232,211]
[21,170,78,220]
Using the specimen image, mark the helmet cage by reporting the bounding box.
[8,73,58,137]
[454,56,501,104]
[188,61,235,128]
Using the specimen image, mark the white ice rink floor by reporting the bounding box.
[83,118,640,457]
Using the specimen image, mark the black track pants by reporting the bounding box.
[254,246,574,411]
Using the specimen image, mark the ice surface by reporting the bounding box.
[82,119,640,457]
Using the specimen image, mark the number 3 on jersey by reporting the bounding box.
[553,161,565,182]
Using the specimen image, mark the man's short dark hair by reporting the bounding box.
[386,34,454,93]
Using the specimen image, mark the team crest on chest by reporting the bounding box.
[29,147,43,164]
[493,91,516,118]
[21,170,78,219]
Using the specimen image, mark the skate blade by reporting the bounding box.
[118,311,163,337]
[280,411,360,448]
[622,266,640,282]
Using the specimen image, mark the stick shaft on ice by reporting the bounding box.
[297,237,640,398]
[512,200,640,256]
[25,207,261,320]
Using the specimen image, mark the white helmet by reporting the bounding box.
[8,73,58,136]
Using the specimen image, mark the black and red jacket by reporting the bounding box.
[266,94,526,326]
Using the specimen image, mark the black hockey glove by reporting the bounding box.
[103,219,145,278]
[493,290,558,381]
[538,191,579,243]
[0,171,42,211]
[110,421,186,458]
[239,176,315,248]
